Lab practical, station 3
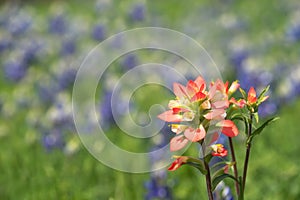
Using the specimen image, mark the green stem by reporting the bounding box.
[228,137,240,196]
[242,114,253,194]
[204,160,214,200]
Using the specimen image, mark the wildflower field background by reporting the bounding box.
[1,0,300,199]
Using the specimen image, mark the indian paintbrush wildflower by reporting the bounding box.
[157,76,278,200]
[157,76,239,152]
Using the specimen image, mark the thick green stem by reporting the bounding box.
[229,137,240,196]
[204,161,214,200]
[242,114,253,193]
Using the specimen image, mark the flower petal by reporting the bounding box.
[248,87,257,104]
[201,100,211,110]
[260,95,269,103]
[216,120,239,137]
[186,80,199,97]
[212,100,229,109]
[230,97,246,108]
[168,100,180,109]
[184,125,206,142]
[170,135,189,151]
[191,91,206,102]
[168,156,189,171]
[194,76,206,92]
[228,81,240,95]
[157,110,182,122]
[173,83,188,98]
[171,124,187,134]
[204,109,226,120]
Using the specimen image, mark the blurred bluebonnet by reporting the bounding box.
[258,100,278,118]
[92,24,106,41]
[60,38,77,56]
[286,23,300,42]
[290,66,300,96]
[37,84,57,104]
[130,3,145,22]
[145,125,173,200]
[94,0,111,13]
[0,36,13,53]
[21,40,43,64]
[7,10,32,36]
[57,68,77,91]
[121,54,139,71]
[4,60,27,82]
[99,90,115,130]
[42,128,65,151]
[51,102,74,130]
[230,50,248,70]
[145,176,172,200]
[213,181,234,200]
[48,14,68,35]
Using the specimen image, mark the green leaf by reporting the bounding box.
[247,116,280,144]
[185,157,207,175]
[239,88,247,100]
[186,162,207,175]
[212,173,238,191]
[204,153,213,164]
[211,161,233,170]
[252,116,279,136]
[257,85,270,101]
[253,112,259,123]
[231,112,247,121]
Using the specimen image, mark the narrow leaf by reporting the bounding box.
[186,162,207,175]
[252,117,279,136]
[253,112,259,123]
[184,157,207,175]
[212,174,238,191]
[239,88,247,100]
[258,85,270,101]
[247,117,279,144]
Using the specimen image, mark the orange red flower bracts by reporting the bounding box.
[211,144,228,157]
[168,156,189,171]
[157,76,240,152]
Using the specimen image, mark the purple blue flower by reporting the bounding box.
[145,125,173,200]
[60,38,77,56]
[121,54,139,71]
[42,129,65,151]
[57,68,77,91]
[92,24,106,41]
[48,14,68,35]
[130,4,145,22]
[99,90,115,130]
[3,60,27,82]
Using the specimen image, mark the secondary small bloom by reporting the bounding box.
[168,156,189,171]
[247,86,269,105]
[211,144,228,157]
[247,87,258,104]
[230,97,246,108]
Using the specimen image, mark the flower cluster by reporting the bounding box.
[158,76,240,152]
[157,75,276,200]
